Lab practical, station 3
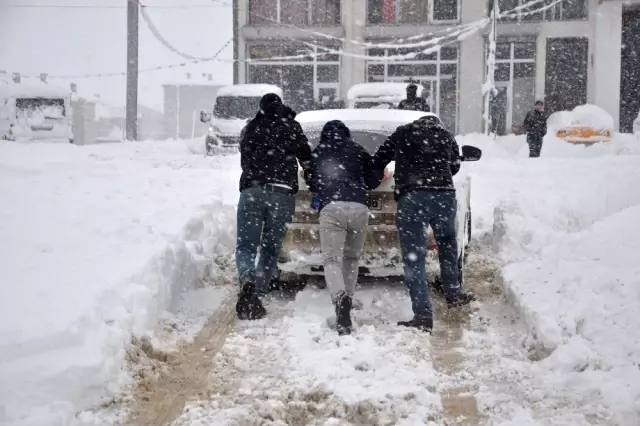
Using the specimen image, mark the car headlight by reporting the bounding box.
[207,126,220,136]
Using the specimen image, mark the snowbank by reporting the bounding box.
[468,133,640,423]
[0,140,240,425]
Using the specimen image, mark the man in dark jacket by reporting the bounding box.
[372,116,474,332]
[235,93,313,320]
[523,100,548,158]
[305,120,383,335]
[398,84,430,112]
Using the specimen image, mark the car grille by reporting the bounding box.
[219,136,240,145]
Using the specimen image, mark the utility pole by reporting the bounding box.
[126,0,139,141]
[483,2,498,135]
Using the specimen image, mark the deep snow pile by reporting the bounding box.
[0,139,240,425]
[462,132,640,424]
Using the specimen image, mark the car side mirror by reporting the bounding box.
[200,111,211,123]
[461,145,482,162]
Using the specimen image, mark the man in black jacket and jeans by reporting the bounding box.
[235,93,313,320]
[372,116,474,332]
[523,100,548,158]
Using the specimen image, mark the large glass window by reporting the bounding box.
[249,0,341,25]
[367,0,459,24]
[366,44,459,132]
[494,0,587,22]
[247,44,341,112]
[487,40,536,135]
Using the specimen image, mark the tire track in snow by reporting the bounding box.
[171,286,446,425]
[126,292,237,425]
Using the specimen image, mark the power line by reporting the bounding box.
[6,0,565,80]
[2,3,228,9]
[139,2,232,61]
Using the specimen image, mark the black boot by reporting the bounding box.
[236,282,266,320]
[398,317,433,333]
[335,292,353,336]
[447,292,475,308]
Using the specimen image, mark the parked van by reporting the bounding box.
[0,83,74,143]
[200,84,283,155]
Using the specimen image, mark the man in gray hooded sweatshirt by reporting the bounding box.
[306,120,383,335]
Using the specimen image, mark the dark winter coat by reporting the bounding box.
[523,110,548,137]
[398,96,430,112]
[239,95,312,194]
[306,120,383,212]
[372,116,461,200]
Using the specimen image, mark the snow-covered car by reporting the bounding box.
[548,104,613,145]
[200,84,282,155]
[0,82,74,144]
[278,109,482,284]
[346,82,408,109]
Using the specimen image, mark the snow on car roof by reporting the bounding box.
[547,104,614,131]
[0,82,71,99]
[346,82,408,100]
[216,84,283,98]
[296,109,438,133]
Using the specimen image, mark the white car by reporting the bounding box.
[200,84,283,155]
[278,109,482,286]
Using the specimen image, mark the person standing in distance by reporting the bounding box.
[523,100,548,158]
[235,93,312,320]
[398,83,430,112]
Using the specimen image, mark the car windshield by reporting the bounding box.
[16,98,65,119]
[353,101,395,109]
[213,96,262,119]
[306,130,389,155]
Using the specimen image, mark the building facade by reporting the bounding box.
[233,0,640,133]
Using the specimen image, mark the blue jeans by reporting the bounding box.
[236,187,295,296]
[396,189,461,320]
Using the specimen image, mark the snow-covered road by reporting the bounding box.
[2,132,640,426]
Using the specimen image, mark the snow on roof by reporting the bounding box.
[346,83,409,101]
[296,109,438,133]
[547,104,614,131]
[0,82,71,99]
[216,84,283,98]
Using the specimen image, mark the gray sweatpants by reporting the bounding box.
[319,202,370,303]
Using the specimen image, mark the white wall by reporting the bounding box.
[593,1,623,131]
[340,0,366,96]
[237,0,248,84]
[457,0,487,134]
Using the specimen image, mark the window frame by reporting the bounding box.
[365,44,460,131]
[246,43,342,105]
[248,0,341,26]
[365,0,461,25]
[495,0,588,23]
